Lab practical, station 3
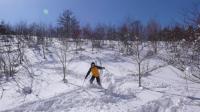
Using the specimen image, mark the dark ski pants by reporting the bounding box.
[90,76,101,86]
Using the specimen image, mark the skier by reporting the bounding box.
[85,62,105,87]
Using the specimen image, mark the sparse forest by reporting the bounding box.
[0,3,200,112]
[1,7,200,86]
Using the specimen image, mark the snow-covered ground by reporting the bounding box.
[0,41,200,112]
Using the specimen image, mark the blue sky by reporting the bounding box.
[0,0,199,27]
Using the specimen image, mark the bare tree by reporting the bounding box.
[54,38,70,83]
[38,24,47,59]
[129,20,144,40]
[132,37,154,87]
[118,24,130,54]
[106,25,117,49]
[146,19,161,54]
[133,37,143,87]
[57,9,78,38]
[0,21,7,35]
[16,36,25,64]
[82,24,92,39]
[92,24,106,52]
[56,10,80,82]
[82,24,93,50]
[192,36,200,79]
[71,19,82,53]
[0,36,20,80]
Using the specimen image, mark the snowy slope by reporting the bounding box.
[1,43,200,112]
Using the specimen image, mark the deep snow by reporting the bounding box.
[0,41,200,112]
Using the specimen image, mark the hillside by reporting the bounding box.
[1,40,200,112]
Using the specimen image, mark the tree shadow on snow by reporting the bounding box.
[144,87,200,101]
[187,96,200,101]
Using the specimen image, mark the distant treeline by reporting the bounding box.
[0,4,200,42]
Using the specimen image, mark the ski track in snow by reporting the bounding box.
[1,45,200,112]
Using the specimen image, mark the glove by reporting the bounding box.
[102,67,105,69]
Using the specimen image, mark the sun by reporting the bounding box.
[43,9,49,15]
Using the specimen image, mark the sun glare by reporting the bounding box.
[43,9,49,15]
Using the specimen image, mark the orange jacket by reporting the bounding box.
[85,66,104,78]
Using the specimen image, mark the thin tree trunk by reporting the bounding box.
[139,62,141,87]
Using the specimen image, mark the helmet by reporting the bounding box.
[91,62,95,65]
